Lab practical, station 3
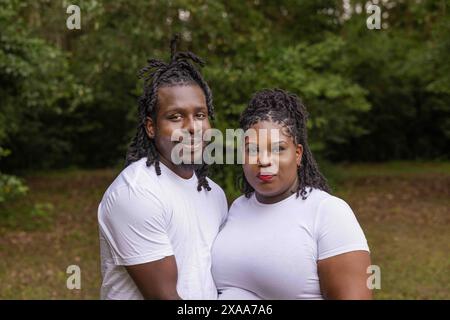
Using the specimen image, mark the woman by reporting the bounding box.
[211,89,372,300]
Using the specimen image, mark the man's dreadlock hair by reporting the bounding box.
[125,34,214,191]
[239,88,330,200]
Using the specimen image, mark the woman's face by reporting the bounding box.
[243,120,303,204]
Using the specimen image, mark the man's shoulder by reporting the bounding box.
[205,176,225,194]
[205,177,229,205]
[98,159,168,224]
[102,158,163,200]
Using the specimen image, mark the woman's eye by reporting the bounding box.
[247,146,258,156]
[272,146,284,153]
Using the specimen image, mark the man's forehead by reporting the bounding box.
[157,85,206,106]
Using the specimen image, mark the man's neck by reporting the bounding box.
[158,155,194,180]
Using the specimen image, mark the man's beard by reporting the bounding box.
[175,140,209,171]
[178,163,204,172]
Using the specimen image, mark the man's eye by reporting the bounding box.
[196,113,206,119]
[169,114,182,121]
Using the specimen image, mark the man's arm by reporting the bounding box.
[317,250,372,300]
[125,255,181,300]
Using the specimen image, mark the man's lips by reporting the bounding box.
[175,140,203,150]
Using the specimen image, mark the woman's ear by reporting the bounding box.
[145,116,155,139]
[296,144,303,167]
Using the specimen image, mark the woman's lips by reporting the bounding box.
[257,174,275,182]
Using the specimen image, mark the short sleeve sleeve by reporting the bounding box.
[98,185,174,266]
[315,196,370,261]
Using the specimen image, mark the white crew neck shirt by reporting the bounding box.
[98,158,228,300]
[211,189,369,300]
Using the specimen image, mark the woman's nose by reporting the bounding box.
[257,150,271,166]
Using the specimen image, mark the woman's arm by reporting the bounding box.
[317,250,372,300]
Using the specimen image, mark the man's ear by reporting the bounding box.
[296,144,303,167]
[145,116,155,139]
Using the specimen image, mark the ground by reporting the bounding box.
[0,162,449,299]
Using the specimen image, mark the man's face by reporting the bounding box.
[145,84,211,170]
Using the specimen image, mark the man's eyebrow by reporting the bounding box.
[163,108,183,114]
[163,105,207,112]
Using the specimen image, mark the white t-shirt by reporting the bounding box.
[211,189,369,300]
[98,158,228,300]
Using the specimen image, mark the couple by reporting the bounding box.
[97,39,371,300]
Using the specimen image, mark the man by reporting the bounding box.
[97,36,228,299]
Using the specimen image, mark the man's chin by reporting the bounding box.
[178,163,204,171]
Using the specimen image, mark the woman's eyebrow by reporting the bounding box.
[271,140,288,146]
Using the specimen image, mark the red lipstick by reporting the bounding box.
[258,174,274,182]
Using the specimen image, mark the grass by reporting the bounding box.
[0,162,449,299]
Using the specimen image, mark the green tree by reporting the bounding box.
[0,0,90,203]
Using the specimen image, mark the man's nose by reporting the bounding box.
[184,116,196,136]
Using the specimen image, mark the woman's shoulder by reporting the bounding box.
[304,189,360,233]
[298,188,348,210]
[302,187,332,202]
[227,189,353,216]
[229,194,251,209]
[296,188,354,219]
[308,189,351,212]
[228,189,338,208]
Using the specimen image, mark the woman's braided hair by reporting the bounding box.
[239,89,330,199]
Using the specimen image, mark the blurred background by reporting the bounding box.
[0,0,449,299]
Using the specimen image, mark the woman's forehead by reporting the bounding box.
[245,122,295,144]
